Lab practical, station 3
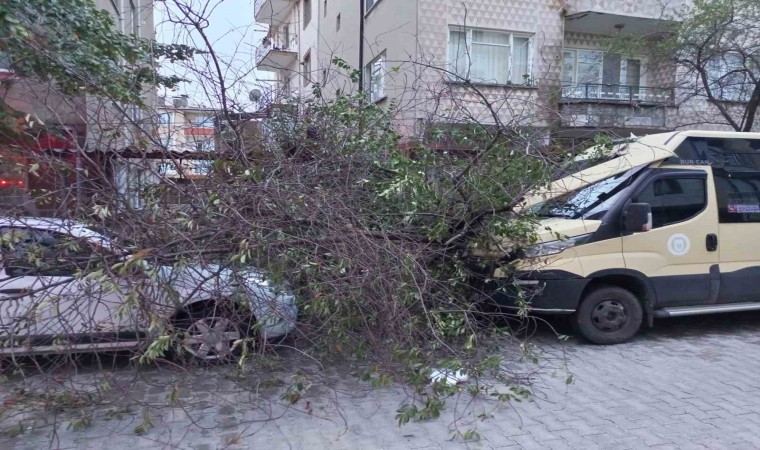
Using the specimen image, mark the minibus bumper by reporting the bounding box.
[489,271,589,314]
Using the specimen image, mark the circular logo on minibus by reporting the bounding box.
[667,234,691,256]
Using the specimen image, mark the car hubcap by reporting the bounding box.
[591,300,627,332]
[182,317,241,360]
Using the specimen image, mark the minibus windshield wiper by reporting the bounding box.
[535,211,572,218]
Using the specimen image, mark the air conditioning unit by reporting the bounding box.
[172,95,189,108]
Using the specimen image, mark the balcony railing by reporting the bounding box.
[561,83,674,104]
[255,31,297,67]
[254,0,295,24]
[254,0,266,16]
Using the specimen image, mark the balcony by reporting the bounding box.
[563,1,684,35]
[254,0,296,25]
[561,84,674,104]
[559,83,676,130]
[255,31,298,72]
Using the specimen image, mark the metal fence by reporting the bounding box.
[255,31,297,66]
[561,83,674,104]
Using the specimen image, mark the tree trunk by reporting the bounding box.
[742,83,760,132]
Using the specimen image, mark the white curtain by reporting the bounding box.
[511,36,530,84]
[471,30,509,84]
[447,30,469,79]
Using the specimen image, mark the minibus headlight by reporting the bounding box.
[523,234,592,258]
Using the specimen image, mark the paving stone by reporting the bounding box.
[4,312,760,449]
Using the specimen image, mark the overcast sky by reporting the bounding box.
[154,0,268,110]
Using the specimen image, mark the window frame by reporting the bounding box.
[194,139,215,152]
[365,0,381,15]
[0,50,12,72]
[128,0,139,36]
[302,50,312,86]
[364,54,386,103]
[0,228,98,278]
[631,170,708,230]
[562,48,646,87]
[706,53,752,103]
[446,27,534,86]
[192,115,214,128]
[303,0,312,28]
[158,112,173,125]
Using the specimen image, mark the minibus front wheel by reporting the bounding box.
[574,285,643,345]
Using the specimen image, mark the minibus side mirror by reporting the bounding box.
[623,203,653,233]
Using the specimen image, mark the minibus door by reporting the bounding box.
[622,169,720,307]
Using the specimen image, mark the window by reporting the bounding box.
[282,25,291,50]
[192,115,214,127]
[159,113,173,125]
[302,51,312,86]
[124,0,137,35]
[532,166,644,220]
[303,0,311,28]
[128,104,142,122]
[336,13,341,31]
[715,170,760,223]
[0,50,11,71]
[673,137,760,168]
[130,0,139,35]
[194,140,215,152]
[109,0,124,33]
[365,0,379,13]
[674,137,760,223]
[365,55,385,102]
[562,49,643,100]
[283,75,293,97]
[707,54,751,102]
[0,228,97,277]
[634,176,706,229]
[447,28,532,85]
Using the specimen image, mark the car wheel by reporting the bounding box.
[175,302,255,364]
[574,285,643,345]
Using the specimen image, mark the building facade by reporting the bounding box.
[155,96,217,180]
[254,0,758,144]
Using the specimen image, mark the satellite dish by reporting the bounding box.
[249,89,262,103]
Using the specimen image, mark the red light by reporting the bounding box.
[0,179,23,187]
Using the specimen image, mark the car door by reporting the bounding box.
[0,227,141,348]
[622,168,719,307]
[0,227,80,343]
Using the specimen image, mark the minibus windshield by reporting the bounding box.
[532,166,645,220]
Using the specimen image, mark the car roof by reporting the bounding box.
[0,217,106,241]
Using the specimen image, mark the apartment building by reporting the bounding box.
[254,0,758,144]
[0,0,158,214]
[155,96,217,180]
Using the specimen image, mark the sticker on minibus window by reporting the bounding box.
[727,204,760,214]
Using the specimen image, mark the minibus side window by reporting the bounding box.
[634,177,706,229]
[714,169,760,222]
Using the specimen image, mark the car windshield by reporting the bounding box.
[532,165,645,220]
[81,225,135,251]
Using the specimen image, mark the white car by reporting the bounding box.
[0,217,297,362]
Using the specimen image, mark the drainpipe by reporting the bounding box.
[358,0,365,92]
